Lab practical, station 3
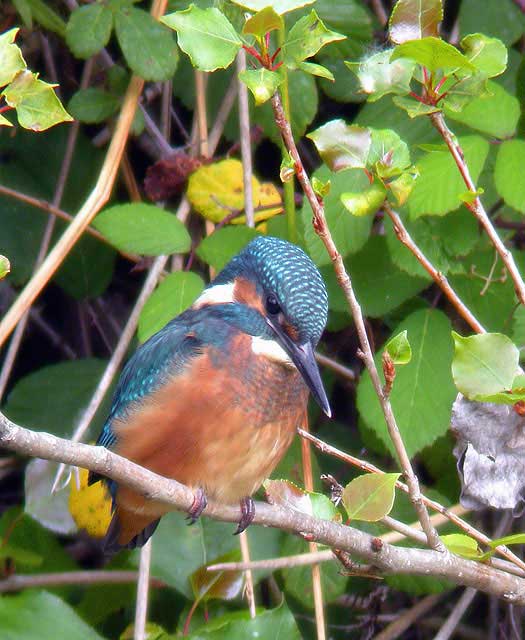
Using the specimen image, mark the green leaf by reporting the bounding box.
[161,5,241,72]
[444,81,519,139]
[230,0,315,14]
[302,167,373,266]
[93,203,191,256]
[389,0,443,44]
[68,88,120,124]
[391,37,476,72]
[190,550,243,603]
[66,4,113,59]
[142,511,280,598]
[188,601,302,639]
[494,139,525,213]
[242,7,283,38]
[115,7,178,81]
[307,119,371,172]
[448,249,518,332]
[239,69,283,105]
[357,309,457,457]
[385,210,478,278]
[0,255,10,280]
[459,0,525,46]
[12,0,32,28]
[489,533,525,549]
[298,61,334,81]
[408,135,489,218]
[280,534,347,608]
[392,95,441,118]
[0,542,43,567]
[282,10,345,67]
[342,473,400,521]
[3,359,110,439]
[385,330,412,364]
[323,236,428,317]
[0,591,104,640]
[389,169,418,205]
[196,226,259,271]
[441,533,482,559]
[138,272,205,342]
[54,228,116,300]
[2,70,73,131]
[460,33,507,77]
[451,332,519,399]
[368,128,411,178]
[24,0,67,36]
[0,28,27,87]
[346,49,415,102]
[340,180,386,217]
[311,176,331,198]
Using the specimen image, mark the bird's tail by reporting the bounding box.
[103,509,160,555]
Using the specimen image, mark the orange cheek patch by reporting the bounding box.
[233,278,265,316]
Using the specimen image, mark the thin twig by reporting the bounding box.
[369,0,388,26]
[0,570,166,593]
[384,201,485,334]
[140,106,174,158]
[298,428,525,572]
[301,418,326,640]
[134,540,152,640]
[208,74,238,154]
[0,0,169,347]
[433,588,477,640]
[429,111,525,305]
[0,184,139,262]
[239,531,256,618]
[51,254,170,492]
[315,353,355,382]
[374,594,443,640]
[270,91,442,551]
[2,415,525,603]
[236,49,255,228]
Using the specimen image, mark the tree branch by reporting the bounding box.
[383,201,485,334]
[429,111,525,306]
[2,412,525,603]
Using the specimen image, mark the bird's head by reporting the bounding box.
[194,236,330,417]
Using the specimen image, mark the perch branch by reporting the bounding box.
[1,414,525,603]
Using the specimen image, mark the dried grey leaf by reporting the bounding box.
[451,394,525,513]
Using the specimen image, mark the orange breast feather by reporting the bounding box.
[112,333,308,532]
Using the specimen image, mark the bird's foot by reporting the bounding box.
[186,488,208,525]
[234,496,255,535]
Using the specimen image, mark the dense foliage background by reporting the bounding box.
[1,0,525,638]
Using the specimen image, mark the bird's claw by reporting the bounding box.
[186,488,208,525]
[234,496,255,535]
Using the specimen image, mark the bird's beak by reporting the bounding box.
[267,319,331,418]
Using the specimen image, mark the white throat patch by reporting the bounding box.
[193,283,235,309]
[251,336,296,368]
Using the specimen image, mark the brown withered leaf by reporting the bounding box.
[451,393,525,514]
[144,153,203,202]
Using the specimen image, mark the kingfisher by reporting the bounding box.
[91,235,330,552]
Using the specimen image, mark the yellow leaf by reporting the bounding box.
[68,467,112,538]
[187,158,282,223]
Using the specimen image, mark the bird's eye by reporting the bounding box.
[265,294,281,316]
